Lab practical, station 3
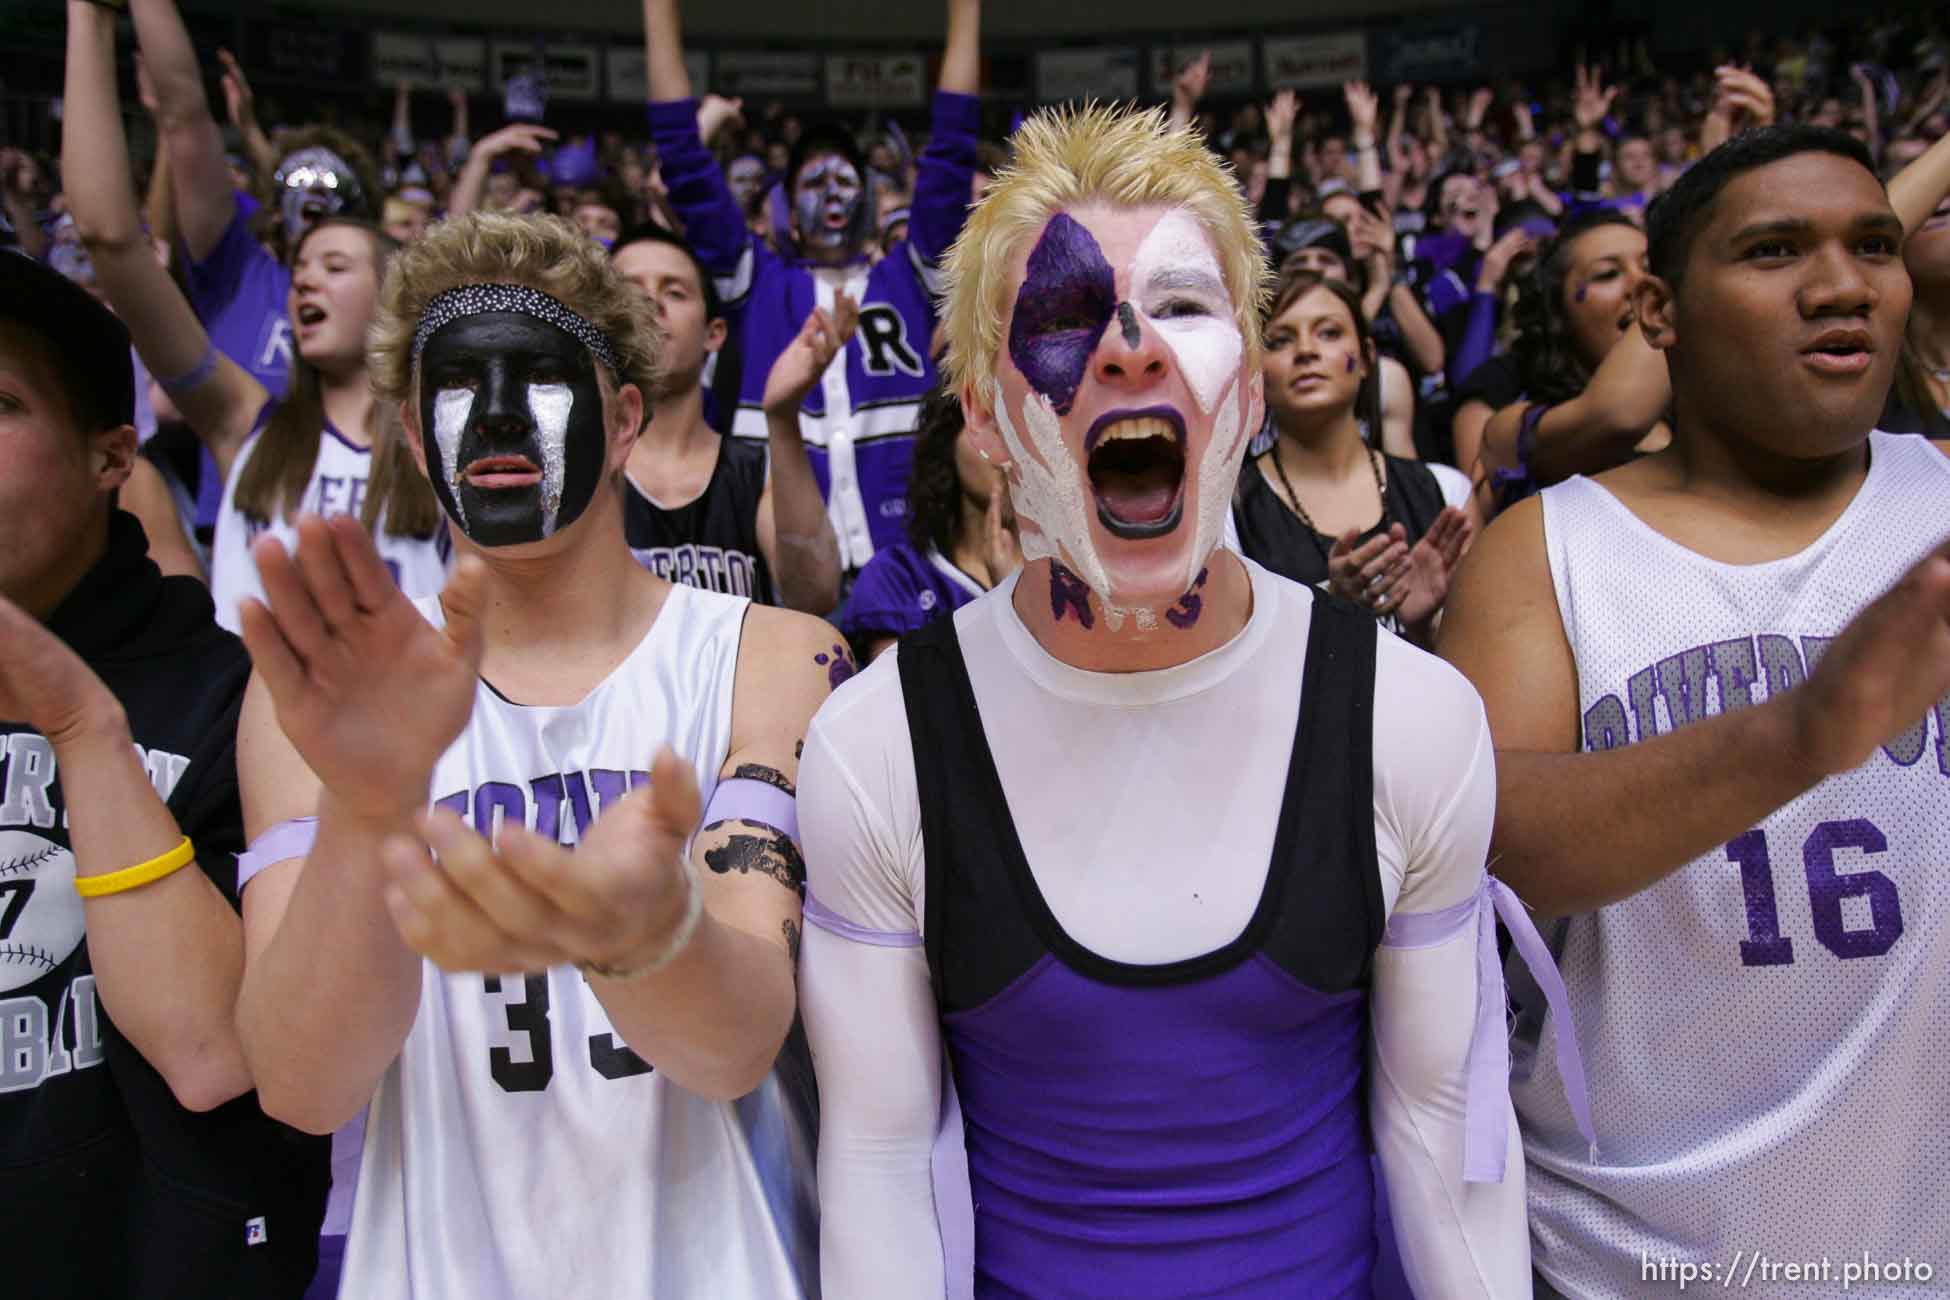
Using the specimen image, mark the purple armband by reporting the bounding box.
[802,892,922,948]
[235,816,318,890]
[702,777,800,852]
[1382,873,1597,1183]
[158,342,220,398]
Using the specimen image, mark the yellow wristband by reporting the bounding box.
[75,836,195,899]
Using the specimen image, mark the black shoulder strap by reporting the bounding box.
[896,613,1054,1017]
[1260,592,1385,992]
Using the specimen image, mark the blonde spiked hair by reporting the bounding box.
[368,211,662,407]
[940,104,1271,407]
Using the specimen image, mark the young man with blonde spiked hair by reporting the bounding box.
[231,211,843,1296]
[799,105,1578,1297]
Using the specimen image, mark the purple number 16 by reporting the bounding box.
[1728,818,1905,967]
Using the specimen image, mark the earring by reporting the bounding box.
[977,448,990,460]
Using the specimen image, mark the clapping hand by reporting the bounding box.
[239,516,487,823]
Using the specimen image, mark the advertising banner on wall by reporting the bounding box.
[374,34,489,93]
[1262,31,1367,90]
[1148,41,1253,98]
[1372,22,1485,84]
[1036,47,1140,103]
[493,42,603,102]
[607,47,709,103]
[716,51,822,99]
[825,52,927,108]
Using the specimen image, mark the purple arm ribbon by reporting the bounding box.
[1382,873,1597,1183]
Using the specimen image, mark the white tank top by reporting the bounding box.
[1515,432,1950,1298]
[208,423,448,633]
[340,585,817,1299]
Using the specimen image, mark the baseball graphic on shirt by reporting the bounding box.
[0,829,82,993]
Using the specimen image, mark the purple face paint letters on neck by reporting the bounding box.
[1008,213,1116,416]
[1164,566,1209,630]
[1048,561,1096,629]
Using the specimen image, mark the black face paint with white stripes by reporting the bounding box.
[418,312,608,548]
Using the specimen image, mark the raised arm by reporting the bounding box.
[64,0,264,487]
[1477,323,1668,493]
[938,0,980,95]
[1887,127,1950,237]
[1436,498,1950,917]
[447,123,558,220]
[758,300,851,613]
[643,0,756,287]
[1346,82,1384,195]
[129,0,236,261]
[216,48,277,184]
[0,589,251,1113]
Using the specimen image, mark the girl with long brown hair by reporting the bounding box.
[61,14,443,632]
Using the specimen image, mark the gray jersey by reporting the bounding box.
[341,585,816,1298]
[1514,433,1950,1298]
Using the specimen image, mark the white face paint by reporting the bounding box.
[527,382,574,536]
[1130,209,1242,415]
[431,387,473,529]
[1187,375,1247,590]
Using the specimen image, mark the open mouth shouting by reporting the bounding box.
[295,301,329,338]
[1086,406,1186,539]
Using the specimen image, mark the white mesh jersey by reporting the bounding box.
[209,425,449,633]
[1515,433,1950,1298]
[340,585,817,1300]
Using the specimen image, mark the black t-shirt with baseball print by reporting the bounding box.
[0,510,327,1299]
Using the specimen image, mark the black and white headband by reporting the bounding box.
[413,282,620,376]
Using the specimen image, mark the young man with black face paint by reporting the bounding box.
[1439,126,1950,1298]
[799,106,1571,1298]
[645,0,983,574]
[231,213,841,1297]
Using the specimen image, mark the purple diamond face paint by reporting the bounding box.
[1164,565,1210,630]
[1345,354,1356,374]
[1048,561,1096,629]
[1573,285,1588,304]
[1007,213,1116,416]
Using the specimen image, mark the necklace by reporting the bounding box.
[1268,441,1388,562]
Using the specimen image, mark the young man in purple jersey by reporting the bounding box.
[1440,125,1950,1298]
[643,0,983,573]
[799,104,1571,1298]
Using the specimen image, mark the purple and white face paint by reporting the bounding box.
[1006,212,1116,415]
[990,202,1257,623]
[792,155,866,253]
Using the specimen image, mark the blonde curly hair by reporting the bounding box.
[939,104,1270,410]
[368,211,662,407]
